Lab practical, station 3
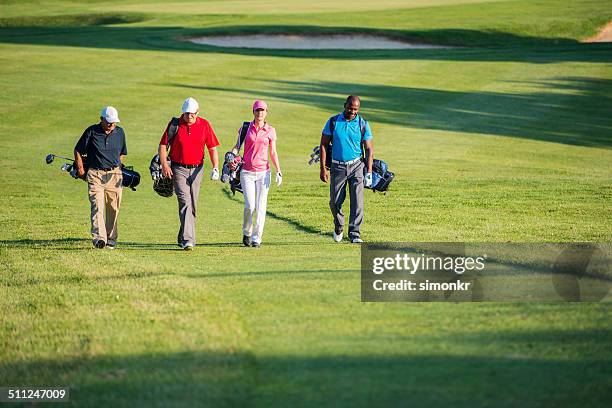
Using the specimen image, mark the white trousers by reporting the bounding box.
[240,170,271,244]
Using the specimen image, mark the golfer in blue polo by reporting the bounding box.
[319,95,374,243]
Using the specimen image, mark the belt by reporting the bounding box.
[173,162,202,169]
[332,158,361,165]
[93,166,118,171]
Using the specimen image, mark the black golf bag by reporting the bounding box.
[45,153,140,191]
[120,166,141,190]
[149,154,174,197]
[77,154,140,190]
[150,117,180,197]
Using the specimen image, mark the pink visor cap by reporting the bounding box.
[252,100,268,112]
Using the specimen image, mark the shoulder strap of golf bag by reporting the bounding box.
[166,117,180,149]
[236,121,250,150]
[359,115,367,159]
[328,114,338,140]
[81,127,95,167]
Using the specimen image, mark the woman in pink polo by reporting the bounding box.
[233,100,282,247]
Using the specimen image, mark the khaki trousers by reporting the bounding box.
[87,168,123,245]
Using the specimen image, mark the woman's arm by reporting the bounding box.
[232,127,243,155]
[270,139,281,173]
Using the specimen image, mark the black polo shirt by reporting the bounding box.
[75,124,127,170]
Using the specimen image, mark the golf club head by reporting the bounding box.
[45,154,54,164]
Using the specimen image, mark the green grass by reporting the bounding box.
[0,0,611,406]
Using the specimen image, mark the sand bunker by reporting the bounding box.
[584,21,612,42]
[186,34,451,50]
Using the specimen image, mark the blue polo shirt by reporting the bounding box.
[322,114,372,162]
[75,124,127,170]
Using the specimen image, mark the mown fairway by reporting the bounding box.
[0,0,611,406]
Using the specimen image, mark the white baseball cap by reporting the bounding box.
[181,97,199,114]
[101,106,120,123]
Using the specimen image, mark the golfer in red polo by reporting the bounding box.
[158,97,220,250]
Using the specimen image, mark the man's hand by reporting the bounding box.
[77,167,86,180]
[275,172,282,187]
[210,168,219,181]
[320,168,329,183]
[162,164,173,179]
[365,172,373,188]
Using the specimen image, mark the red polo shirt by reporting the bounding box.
[160,116,220,165]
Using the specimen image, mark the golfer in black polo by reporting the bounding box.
[74,106,127,249]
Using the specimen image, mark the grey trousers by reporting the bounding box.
[329,160,364,239]
[172,165,204,246]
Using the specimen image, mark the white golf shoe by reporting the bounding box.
[333,231,343,242]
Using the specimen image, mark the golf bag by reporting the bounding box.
[153,177,174,197]
[149,154,174,197]
[45,153,141,191]
[150,117,180,197]
[221,151,243,195]
[221,121,250,195]
[308,114,394,193]
[368,158,394,193]
[120,167,141,190]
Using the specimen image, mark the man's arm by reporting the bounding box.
[74,129,89,180]
[364,140,373,173]
[158,144,173,178]
[209,147,219,169]
[120,132,128,164]
[74,149,86,180]
[208,147,220,180]
[205,123,221,173]
[319,134,331,183]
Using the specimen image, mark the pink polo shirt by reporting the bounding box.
[240,121,277,172]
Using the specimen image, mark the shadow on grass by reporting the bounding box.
[221,188,326,236]
[0,265,354,288]
[179,76,612,147]
[0,238,181,251]
[185,268,356,280]
[0,238,327,251]
[0,24,611,64]
[0,344,609,407]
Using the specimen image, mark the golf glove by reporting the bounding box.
[276,172,282,187]
[365,172,373,188]
[210,168,219,181]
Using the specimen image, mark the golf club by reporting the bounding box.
[45,153,74,164]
